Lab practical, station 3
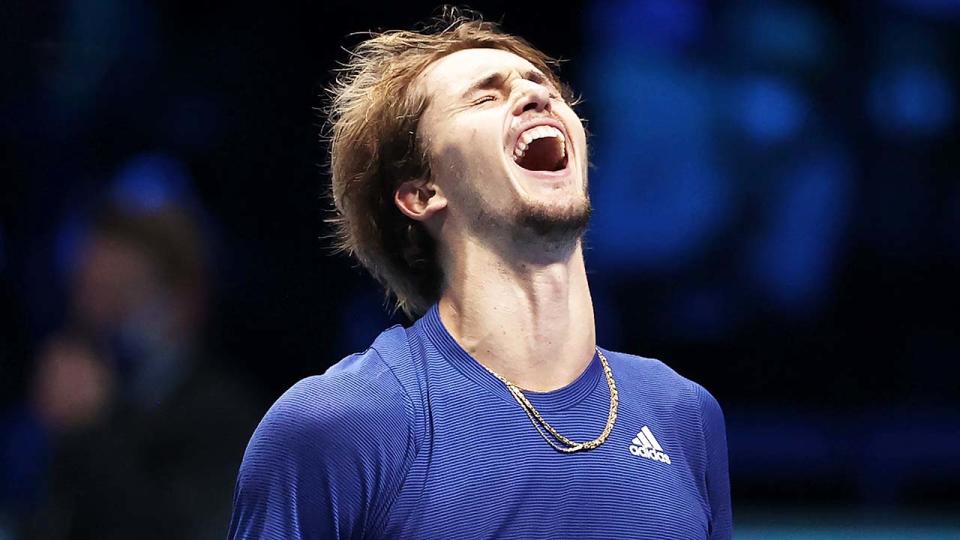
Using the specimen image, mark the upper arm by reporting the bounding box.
[228,359,416,540]
[694,383,733,540]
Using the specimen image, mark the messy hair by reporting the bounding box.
[324,7,576,318]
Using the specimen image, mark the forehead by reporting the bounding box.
[417,48,543,99]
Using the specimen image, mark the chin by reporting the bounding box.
[514,195,592,244]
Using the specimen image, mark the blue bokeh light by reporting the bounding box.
[584,58,731,271]
[744,147,852,315]
[733,77,807,143]
[729,2,830,68]
[110,153,193,213]
[869,64,955,136]
[589,0,706,52]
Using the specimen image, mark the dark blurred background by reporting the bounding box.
[1,0,958,538]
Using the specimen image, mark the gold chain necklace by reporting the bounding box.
[480,348,618,453]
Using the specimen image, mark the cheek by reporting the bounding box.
[437,128,502,179]
[566,116,588,155]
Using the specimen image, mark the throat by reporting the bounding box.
[437,271,596,392]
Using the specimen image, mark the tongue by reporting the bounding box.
[517,137,565,172]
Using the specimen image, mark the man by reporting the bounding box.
[230,10,731,539]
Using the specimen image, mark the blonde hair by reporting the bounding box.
[325,7,575,317]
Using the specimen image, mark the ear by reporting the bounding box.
[395,178,447,222]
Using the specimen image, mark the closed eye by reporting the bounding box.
[472,95,497,106]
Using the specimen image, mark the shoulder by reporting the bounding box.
[602,348,700,400]
[600,348,725,428]
[253,325,418,455]
[592,349,732,538]
[230,327,422,538]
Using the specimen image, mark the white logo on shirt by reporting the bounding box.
[629,425,671,464]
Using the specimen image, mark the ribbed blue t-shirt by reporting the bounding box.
[229,304,732,539]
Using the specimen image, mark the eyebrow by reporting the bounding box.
[460,69,550,98]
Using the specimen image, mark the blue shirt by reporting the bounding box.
[229,305,732,539]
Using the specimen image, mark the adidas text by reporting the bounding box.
[629,425,672,464]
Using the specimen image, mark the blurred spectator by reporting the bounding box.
[2,202,259,539]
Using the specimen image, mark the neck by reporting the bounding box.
[437,235,596,392]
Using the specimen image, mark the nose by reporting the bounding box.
[511,79,552,116]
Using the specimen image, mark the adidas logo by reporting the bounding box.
[629,426,671,464]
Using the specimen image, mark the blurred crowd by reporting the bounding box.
[0,189,260,538]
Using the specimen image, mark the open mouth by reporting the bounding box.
[512,125,568,173]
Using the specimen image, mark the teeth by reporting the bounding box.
[513,125,566,162]
[513,140,528,160]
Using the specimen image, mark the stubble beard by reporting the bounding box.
[474,191,593,256]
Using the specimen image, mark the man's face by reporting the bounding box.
[414,47,590,246]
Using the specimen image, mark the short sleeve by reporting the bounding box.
[228,350,416,540]
[695,383,733,540]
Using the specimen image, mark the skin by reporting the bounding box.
[394,48,595,392]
